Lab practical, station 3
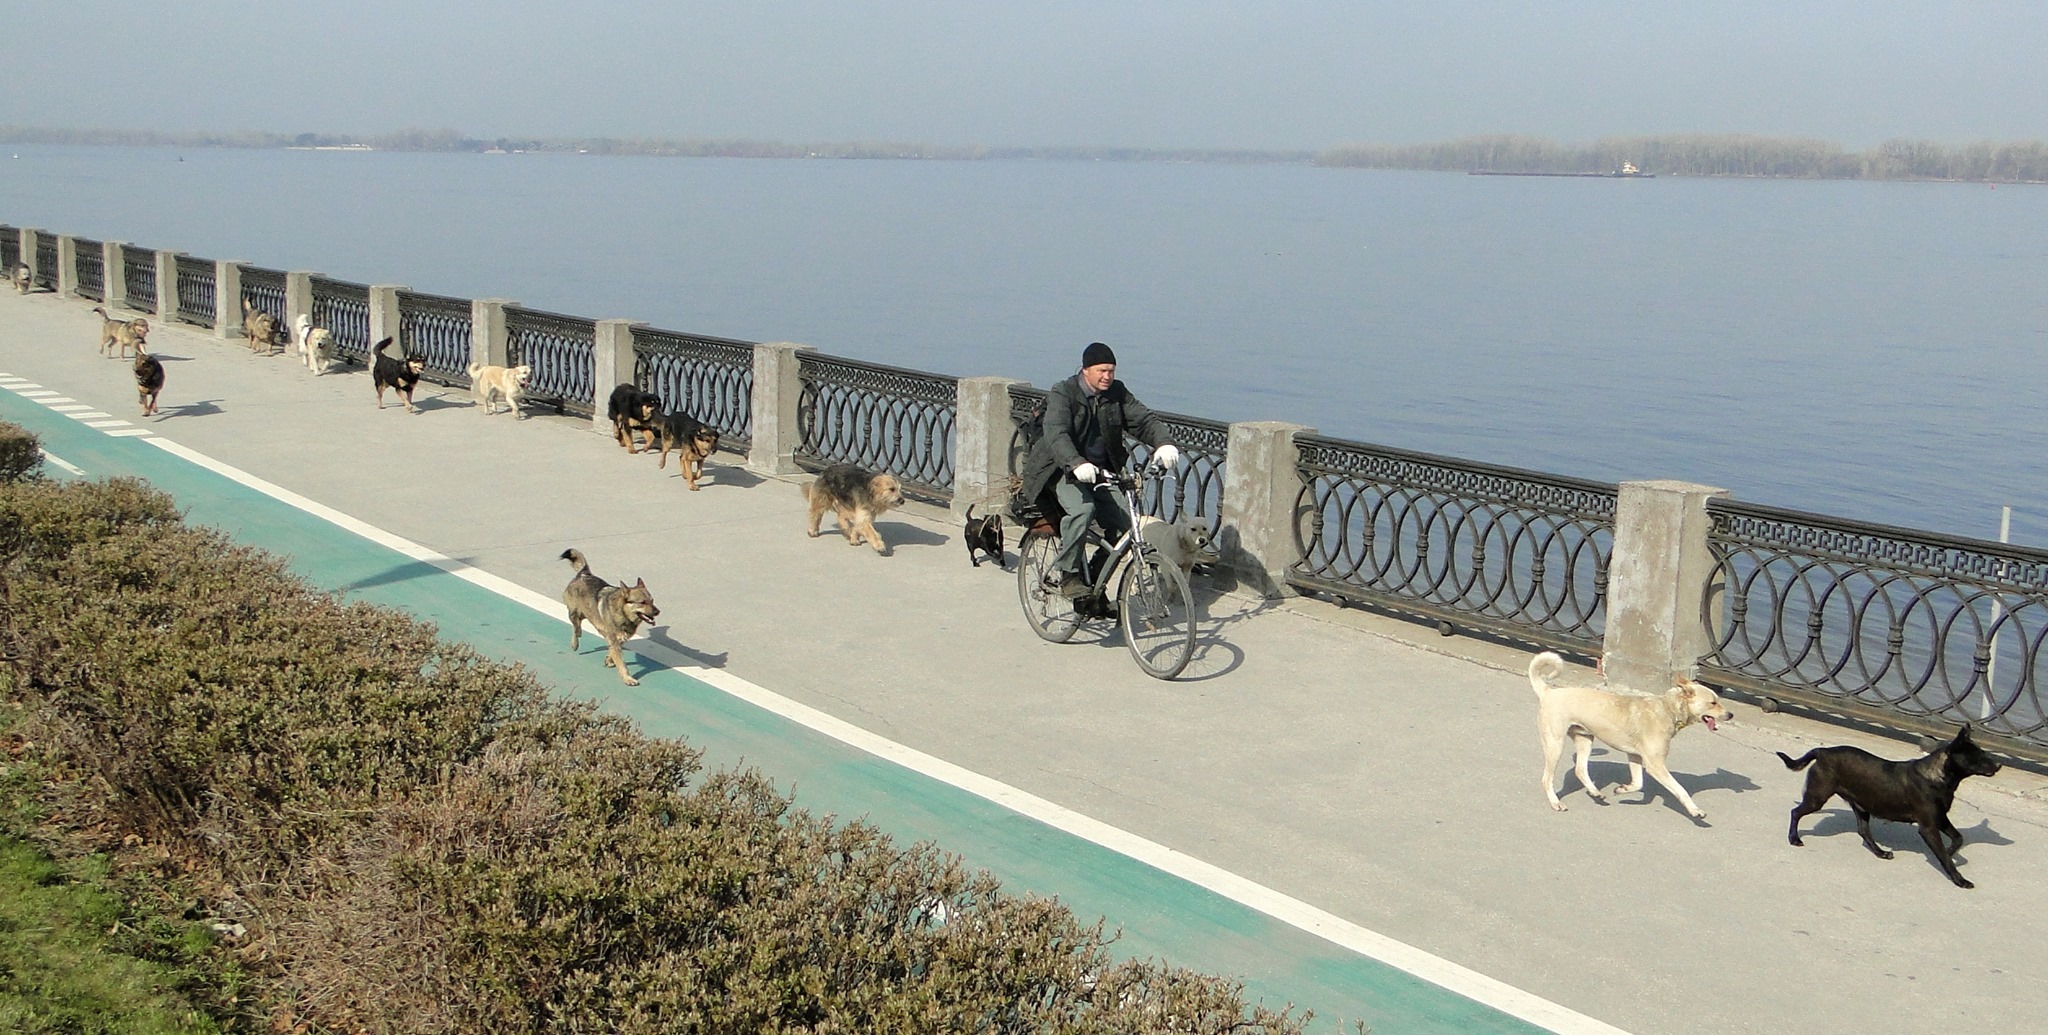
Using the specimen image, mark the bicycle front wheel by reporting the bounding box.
[1119,554,1195,679]
[1018,529,1082,643]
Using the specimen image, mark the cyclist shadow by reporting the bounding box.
[1080,565,1261,681]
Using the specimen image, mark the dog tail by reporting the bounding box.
[965,503,979,522]
[1528,651,1566,694]
[799,482,814,503]
[1777,750,1818,771]
[372,336,395,357]
[466,360,483,378]
[560,548,590,574]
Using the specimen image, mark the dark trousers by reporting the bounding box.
[1053,476,1132,576]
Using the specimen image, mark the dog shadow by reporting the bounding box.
[641,628,728,669]
[863,522,949,552]
[1803,812,2012,855]
[407,395,467,413]
[148,353,196,362]
[159,398,224,419]
[1587,763,1759,821]
[685,463,766,489]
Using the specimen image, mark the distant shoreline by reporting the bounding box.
[6,126,2046,184]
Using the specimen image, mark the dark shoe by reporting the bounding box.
[1056,569,1090,599]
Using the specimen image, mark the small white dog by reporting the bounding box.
[293,314,336,375]
[466,361,532,417]
[1527,651,1733,819]
[1136,514,1219,577]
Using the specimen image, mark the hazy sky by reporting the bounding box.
[8,2,2044,150]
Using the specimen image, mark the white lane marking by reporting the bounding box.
[139,435,1630,1035]
[68,411,114,420]
[47,404,93,412]
[104,428,154,437]
[38,450,85,476]
[85,419,133,428]
[15,390,58,398]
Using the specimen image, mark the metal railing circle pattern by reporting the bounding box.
[396,290,474,387]
[507,306,597,417]
[632,327,755,447]
[796,353,957,500]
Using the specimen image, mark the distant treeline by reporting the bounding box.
[6,124,2046,181]
[1317,133,2048,182]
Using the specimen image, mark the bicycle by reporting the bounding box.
[1014,465,1199,680]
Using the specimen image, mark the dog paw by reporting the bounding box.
[1876,849,1894,860]
[622,676,641,686]
[1550,801,1568,812]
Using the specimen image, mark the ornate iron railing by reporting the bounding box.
[506,306,596,417]
[34,235,57,291]
[1289,434,1616,653]
[1703,499,2048,754]
[1003,385,1224,529]
[0,226,18,272]
[72,238,104,301]
[397,290,473,387]
[310,276,372,365]
[796,353,957,500]
[240,266,288,333]
[173,255,215,327]
[122,245,156,311]
[632,326,754,447]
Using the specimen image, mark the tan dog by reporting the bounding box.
[1528,651,1733,819]
[8,263,28,294]
[466,361,532,417]
[802,463,905,554]
[1136,514,1220,577]
[93,306,149,358]
[560,548,661,686]
[292,314,336,375]
[242,298,280,354]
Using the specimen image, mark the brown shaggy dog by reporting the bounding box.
[560,548,662,686]
[802,463,906,554]
[93,306,149,358]
[242,298,280,354]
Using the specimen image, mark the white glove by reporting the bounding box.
[1071,462,1099,484]
[1151,444,1181,469]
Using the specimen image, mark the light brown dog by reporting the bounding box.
[8,264,28,294]
[1528,651,1733,819]
[560,548,661,686]
[466,361,532,417]
[93,306,149,358]
[242,298,280,354]
[802,463,905,554]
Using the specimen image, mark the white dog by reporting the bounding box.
[293,314,336,375]
[466,361,532,417]
[1527,651,1733,819]
[1136,514,1219,577]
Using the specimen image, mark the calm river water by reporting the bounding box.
[3,145,2043,544]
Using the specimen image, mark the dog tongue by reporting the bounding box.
[1703,716,1718,732]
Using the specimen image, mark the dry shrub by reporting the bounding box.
[0,420,40,482]
[0,475,1312,1034]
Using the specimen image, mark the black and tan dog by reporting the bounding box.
[560,548,661,686]
[803,463,906,554]
[132,344,165,417]
[607,383,663,452]
[653,409,720,490]
[371,337,427,412]
[1780,725,2004,889]
[963,504,1005,569]
[241,298,281,355]
[93,306,149,359]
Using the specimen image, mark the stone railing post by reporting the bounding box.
[368,284,407,351]
[1601,480,1729,691]
[55,236,77,297]
[286,271,319,329]
[591,319,641,434]
[952,376,1028,520]
[748,341,815,475]
[1218,421,1315,598]
[471,297,514,371]
[102,241,127,309]
[18,229,41,286]
[215,261,246,339]
[153,250,182,321]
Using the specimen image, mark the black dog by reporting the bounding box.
[964,504,1005,569]
[371,338,427,413]
[607,382,663,453]
[1779,725,2003,889]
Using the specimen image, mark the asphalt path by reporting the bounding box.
[4,287,2047,1034]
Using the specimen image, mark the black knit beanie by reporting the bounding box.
[1081,341,1117,368]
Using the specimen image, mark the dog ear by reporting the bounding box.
[1954,724,1975,743]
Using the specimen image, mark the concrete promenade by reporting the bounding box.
[4,287,2048,1034]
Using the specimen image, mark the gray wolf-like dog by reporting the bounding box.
[560,548,662,686]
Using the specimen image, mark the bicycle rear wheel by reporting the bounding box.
[1017,529,1082,643]
[1119,554,1195,679]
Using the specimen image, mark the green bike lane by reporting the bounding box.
[1,380,1612,1035]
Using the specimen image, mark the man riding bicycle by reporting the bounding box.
[1019,342,1180,598]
